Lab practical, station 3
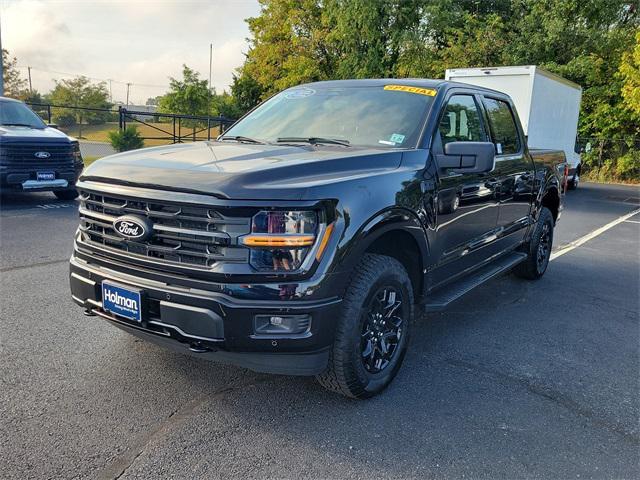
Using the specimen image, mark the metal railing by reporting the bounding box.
[26,102,236,145]
[118,107,235,143]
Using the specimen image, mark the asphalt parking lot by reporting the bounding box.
[1,182,638,479]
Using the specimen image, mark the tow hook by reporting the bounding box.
[83,309,96,317]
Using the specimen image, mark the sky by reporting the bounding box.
[1,0,261,104]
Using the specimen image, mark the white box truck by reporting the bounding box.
[445,65,582,189]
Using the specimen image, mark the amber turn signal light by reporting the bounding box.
[241,235,316,247]
[315,223,335,260]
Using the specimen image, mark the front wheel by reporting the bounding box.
[513,207,554,280]
[54,188,79,200]
[316,254,414,399]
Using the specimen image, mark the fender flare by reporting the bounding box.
[334,207,430,288]
[534,172,561,218]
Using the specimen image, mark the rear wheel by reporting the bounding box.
[567,167,580,190]
[316,254,413,398]
[54,189,79,201]
[514,207,554,280]
[567,174,580,190]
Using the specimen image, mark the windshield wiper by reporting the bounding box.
[1,123,38,127]
[276,137,350,147]
[218,135,266,145]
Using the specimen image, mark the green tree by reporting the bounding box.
[49,76,112,136]
[145,96,162,106]
[158,65,210,116]
[210,90,242,119]
[2,49,28,99]
[108,125,144,152]
[240,0,333,98]
[230,70,263,114]
[157,65,240,139]
[23,90,43,105]
[619,30,640,116]
[325,0,425,79]
[237,0,639,181]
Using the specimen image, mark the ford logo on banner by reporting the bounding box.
[113,215,153,241]
[34,151,51,159]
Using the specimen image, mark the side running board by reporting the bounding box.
[423,252,527,312]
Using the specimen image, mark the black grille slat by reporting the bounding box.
[77,189,251,269]
[1,143,75,165]
[83,196,246,226]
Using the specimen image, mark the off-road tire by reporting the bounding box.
[514,206,554,280]
[316,254,414,399]
[54,189,79,201]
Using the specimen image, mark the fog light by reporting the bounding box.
[254,314,311,335]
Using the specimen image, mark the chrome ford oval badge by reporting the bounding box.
[34,151,51,159]
[113,215,153,241]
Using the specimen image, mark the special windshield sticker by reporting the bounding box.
[284,88,316,99]
[389,133,405,144]
[384,85,437,96]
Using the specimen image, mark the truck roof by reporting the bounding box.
[0,96,23,103]
[295,78,509,96]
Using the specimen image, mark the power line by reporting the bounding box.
[15,65,169,90]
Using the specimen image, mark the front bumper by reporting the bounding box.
[69,254,343,376]
[1,163,82,191]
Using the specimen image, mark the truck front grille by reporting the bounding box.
[0,143,75,167]
[77,190,251,269]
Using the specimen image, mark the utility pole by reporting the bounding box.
[126,82,131,106]
[208,43,213,116]
[27,66,32,94]
[107,79,113,102]
[0,16,4,96]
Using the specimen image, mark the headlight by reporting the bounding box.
[71,142,83,162]
[240,210,330,272]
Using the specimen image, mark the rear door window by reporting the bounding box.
[482,98,521,155]
[438,95,484,146]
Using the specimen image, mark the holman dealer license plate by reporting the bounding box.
[101,281,142,322]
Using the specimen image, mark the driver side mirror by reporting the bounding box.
[438,141,496,174]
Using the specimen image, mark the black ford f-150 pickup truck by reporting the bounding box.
[0,97,83,199]
[69,79,565,398]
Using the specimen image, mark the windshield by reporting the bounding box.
[222,85,436,149]
[0,101,47,129]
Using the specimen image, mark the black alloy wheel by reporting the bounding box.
[360,287,405,374]
[316,254,413,398]
[513,206,554,280]
[536,222,552,273]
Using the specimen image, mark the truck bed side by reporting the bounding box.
[529,148,566,221]
[529,148,567,179]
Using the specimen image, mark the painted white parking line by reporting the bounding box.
[551,207,640,261]
[624,220,640,224]
[37,203,74,209]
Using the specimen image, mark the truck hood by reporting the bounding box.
[80,141,404,200]
[0,125,73,142]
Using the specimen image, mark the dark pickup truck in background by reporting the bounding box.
[0,96,83,200]
[69,79,566,398]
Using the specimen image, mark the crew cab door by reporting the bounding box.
[429,93,500,287]
[480,96,535,246]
